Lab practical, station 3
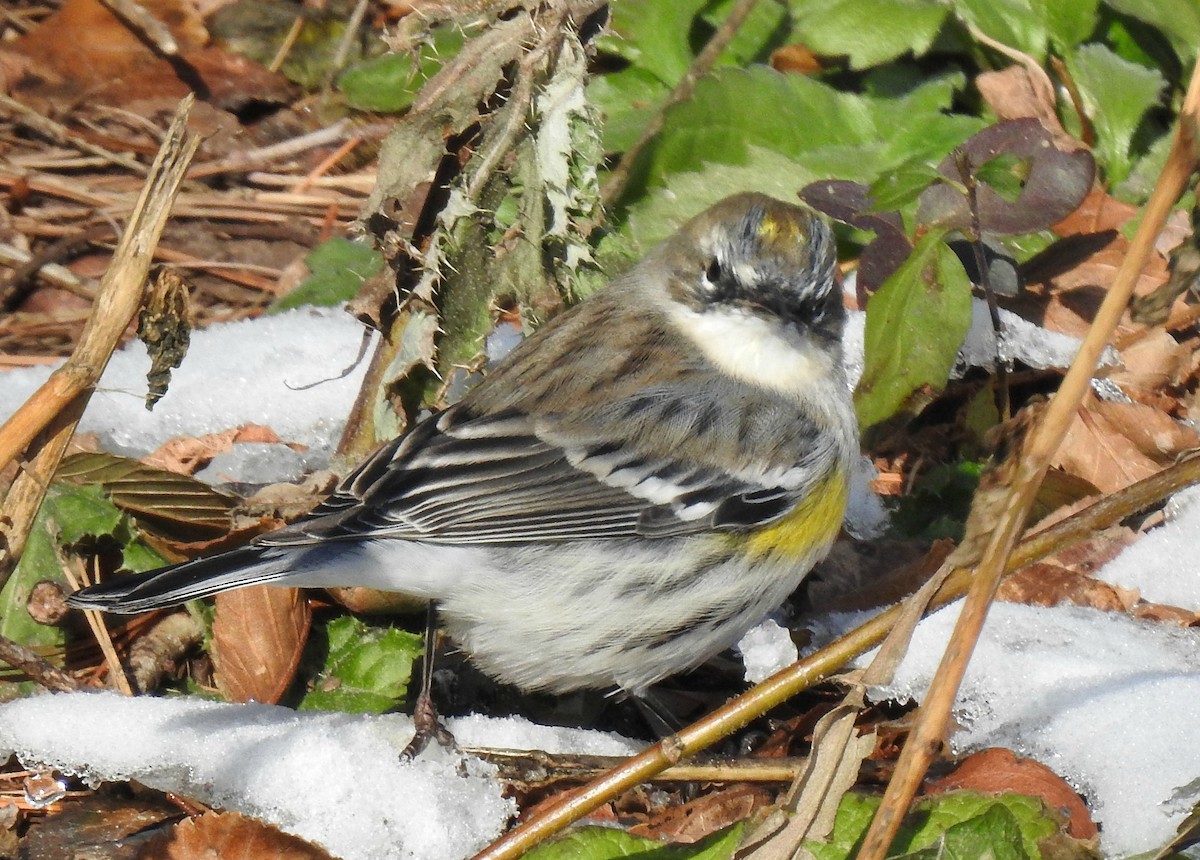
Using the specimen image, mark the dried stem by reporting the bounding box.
[855,62,1200,860]
[0,96,200,588]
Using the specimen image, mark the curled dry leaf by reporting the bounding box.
[976,66,1076,151]
[996,562,1127,612]
[1107,328,1192,410]
[627,784,773,844]
[142,425,294,476]
[139,810,333,860]
[212,585,311,704]
[1054,396,1200,495]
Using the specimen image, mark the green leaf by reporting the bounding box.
[1104,0,1200,67]
[702,0,789,67]
[271,238,385,312]
[953,0,1050,59]
[1,485,166,659]
[1042,0,1099,50]
[635,66,976,199]
[974,153,1032,203]
[645,66,873,179]
[803,790,1068,859]
[523,823,742,860]
[1114,129,1173,203]
[1066,42,1165,185]
[790,0,950,69]
[624,147,826,247]
[855,231,973,430]
[588,67,672,153]
[338,26,464,113]
[593,0,792,153]
[887,461,984,541]
[868,159,945,212]
[898,803,1030,859]
[297,616,421,714]
[955,0,1098,59]
[599,0,710,84]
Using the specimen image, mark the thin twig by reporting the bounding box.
[599,0,759,207]
[0,242,95,299]
[471,749,808,786]
[327,0,370,86]
[0,633,80,692]
[291,136,364,194]
[855,61,1200,860]
[954,149,1011,421]
[269,14,306,73]
[1,224,112,311]
[187,121,381,180]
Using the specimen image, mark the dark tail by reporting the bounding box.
[66,544,296,614]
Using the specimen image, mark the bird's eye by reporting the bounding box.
[704,258,722,284]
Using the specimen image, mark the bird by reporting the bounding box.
[68,192,859,698]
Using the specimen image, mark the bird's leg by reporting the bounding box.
[401,600,458,759]
[630,688,686,737]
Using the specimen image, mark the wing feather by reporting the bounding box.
[259,386,825,548]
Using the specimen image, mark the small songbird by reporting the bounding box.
[68,193,859,697]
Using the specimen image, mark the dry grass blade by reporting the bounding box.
[854,62,1200,860]
[0,95,200,590]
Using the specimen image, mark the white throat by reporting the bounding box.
[669,305,838,397]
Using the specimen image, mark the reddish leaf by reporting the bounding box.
[918,119,1095,235]
[139,811,333,860]
[929,748,1096,840]
[213,585,311,704]
[997,563,1126,611]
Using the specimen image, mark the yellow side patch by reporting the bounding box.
[743,469,849,561]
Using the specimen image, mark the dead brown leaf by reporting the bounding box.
[138,810,333,859]
[996,562,1126,611]
[1055,186,1138,235]
[5,0,291,112]
[1131,601,1200,625]
[143,425,293,476]
[212,585,311,704]
[627,784,773,844]
[1108,328,1192,409]
[1012,188,1174,338]
[20,791,182,859]
[976,66,1075,150]
[7,0,204,104]
[1053,395,1200,494]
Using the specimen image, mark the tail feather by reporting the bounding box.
[66,545,295,614]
